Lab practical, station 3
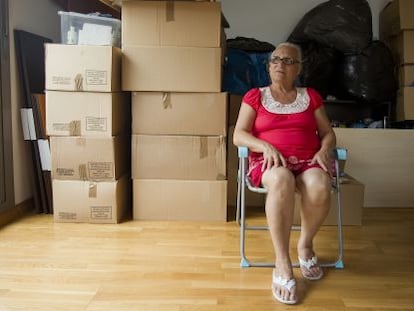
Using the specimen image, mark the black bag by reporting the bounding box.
[332,40,397,103]
[295,41,340,99]
[226,36,275,53]
[288,0,372,54]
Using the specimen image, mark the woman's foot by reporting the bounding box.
[272,263,297,304]
[297,247,323,280]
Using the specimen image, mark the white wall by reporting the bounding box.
[221,0,390,46]
[9,0,61,204]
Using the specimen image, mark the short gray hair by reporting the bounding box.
[271,42,303,63]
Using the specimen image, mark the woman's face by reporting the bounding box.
[268,46,301,85]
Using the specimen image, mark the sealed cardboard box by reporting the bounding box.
[379,0,414,39]
[122,45,222,92]
[399,65,414,86]
[228,94,243,126]
[132,134,226,180]
[132,92,227,136]
[45,44,121,92]
[46,91,130,137]
[227,126,265,208]
[388,30,414,64]
[334,128,414,207]
[53,175,130,223]
[293,175,364,226]
[122,1,222,48]
[133,179,227,221]
[50,136,129,181]
[396,87,414,121]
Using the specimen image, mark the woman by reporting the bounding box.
[233,42,336,304]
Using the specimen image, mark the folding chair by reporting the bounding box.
[235,146,347,269]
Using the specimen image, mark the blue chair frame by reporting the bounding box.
[235,146,347,269]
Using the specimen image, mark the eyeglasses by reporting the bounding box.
[270,56,301,65]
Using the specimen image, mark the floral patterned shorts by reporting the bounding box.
[247,155,323,187]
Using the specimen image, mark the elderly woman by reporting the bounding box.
[233,42,336,304]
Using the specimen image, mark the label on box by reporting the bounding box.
[52,76,71,85]
[88,162,114,179]
[53,123,70,132]
[90,206,112,219]
[86,116,107,132]
[56,167,75,177]
[57,212,77,220]
[85,70,107,85]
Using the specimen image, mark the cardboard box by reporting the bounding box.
[228,94,243,126]
[122,45,222,92]
[334,128,414,207]
[53,175,130,223]
[379,0,414,39]
[132,92,227,136]
[396,87,414,121]
[388,30,414,65]
[133,179,227,221]
[122,1,222,48]
[45,44,121,92]
[226,126,265,208]
[50,136,129,181]
[46,91,130,137]
[131,134,226,180]
[293,175,364,226]
[399,65,414,86]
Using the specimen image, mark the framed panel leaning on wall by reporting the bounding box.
[0,0,15,212]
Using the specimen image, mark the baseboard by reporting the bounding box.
[0,198,34,228]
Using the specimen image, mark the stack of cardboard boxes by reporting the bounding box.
[122,0,228,220]
[45,43,131,223]
[227,95,266,210]
[380,0,414,121]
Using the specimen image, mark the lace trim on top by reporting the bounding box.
[260,87,310,114]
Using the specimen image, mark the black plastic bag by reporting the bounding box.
[288,0,372,54]
[294,41,340,99]
[226,36,275,53]
[332,41,397,103]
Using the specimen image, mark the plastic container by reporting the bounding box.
[58,11,121,47]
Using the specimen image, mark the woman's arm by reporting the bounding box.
[311,106,336,172]
[233,103,287,170]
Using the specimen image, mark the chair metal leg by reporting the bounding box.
[238,190,345,269]
[237,146,345,269]
[239,158,250,267]
[236,168,241,225]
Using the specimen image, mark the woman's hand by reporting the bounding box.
[310,148,332,176]
[261,143,287,172]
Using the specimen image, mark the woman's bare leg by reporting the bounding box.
[296,168,331,278]
[262,167,296,302]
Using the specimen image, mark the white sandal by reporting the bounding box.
[272,272,297,305]
[298,256,324,280]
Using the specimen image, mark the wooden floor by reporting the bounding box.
[0,208,413,310]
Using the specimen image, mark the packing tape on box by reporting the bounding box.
[89,182,97,198]
[162,92,172,109]
[79,164,88,180]
[216,136,226,180]
[74,73,83,91]
[166,0,175,22]
[69,120,81,136]
[199,136,208,159]
[76,137,86,146]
